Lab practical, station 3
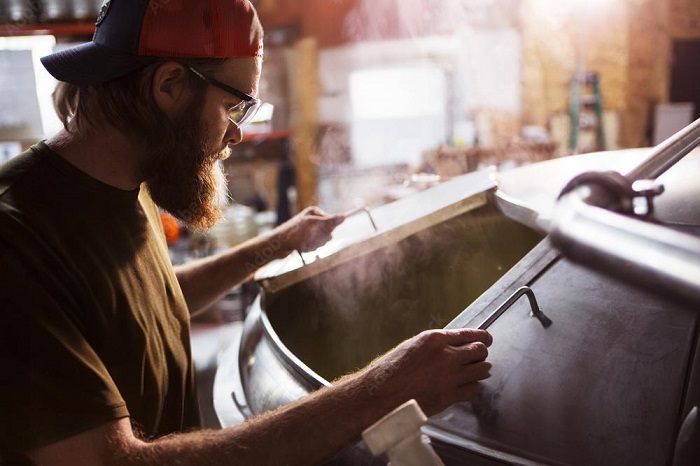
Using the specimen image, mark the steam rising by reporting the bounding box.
[343,0,516,41]
[268,206,544,381]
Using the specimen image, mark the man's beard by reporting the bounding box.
[144,98,230,231]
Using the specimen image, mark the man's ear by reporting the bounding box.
[152,62,191,114]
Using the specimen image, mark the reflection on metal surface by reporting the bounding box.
[674,406,698,461]
[476,286,551,330]
[630,179,664,216]
[231,391,252,420]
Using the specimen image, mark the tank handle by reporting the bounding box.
[476,286,552,330]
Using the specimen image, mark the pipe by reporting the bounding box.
[626,117,700,181]
[549,119,700,305]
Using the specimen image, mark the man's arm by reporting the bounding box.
[175,207,343,316]
[28,328,492,466]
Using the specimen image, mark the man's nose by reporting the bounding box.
[225,121,243,146]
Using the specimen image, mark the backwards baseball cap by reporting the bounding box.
[41,0,264,86]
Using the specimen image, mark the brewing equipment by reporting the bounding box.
[214,119,700,465]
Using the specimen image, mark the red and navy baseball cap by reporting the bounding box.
[41,0,264,86]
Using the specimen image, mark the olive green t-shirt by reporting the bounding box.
[0,142,199,455]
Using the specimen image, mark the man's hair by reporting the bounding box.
[53,58,228,140]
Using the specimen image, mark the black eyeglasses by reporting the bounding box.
[187,66,262,127]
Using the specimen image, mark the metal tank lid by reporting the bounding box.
[495,146,700,232]
[254,169,496,293]
[495,148,649,232]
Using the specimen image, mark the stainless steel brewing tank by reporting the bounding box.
[217,147,700,465]
[237,169,541,405]
[265,205,541,384]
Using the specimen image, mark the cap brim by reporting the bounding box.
[41,42,156,86]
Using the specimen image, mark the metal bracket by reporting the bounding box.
[558,171,666,219]
[631,179,665,217]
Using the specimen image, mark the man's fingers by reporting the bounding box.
[300,236,332,252]
[330,214,345,227]
[456,361,492,385]
[444,328,493,347]
[302,206,341,221]
[456,381,482,401]
[300,206,327,216]
[315,215,344,230]
[292,208,345,252]
[459,342,489,364]
[300,211,345,229]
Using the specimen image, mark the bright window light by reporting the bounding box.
[0,35,61,138]
[349,66,448,167]
[350,66,447,119]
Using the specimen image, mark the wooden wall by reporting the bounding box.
[670,0,700,39]
[522,0,700,149]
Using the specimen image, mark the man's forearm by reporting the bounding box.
[120,371,395,465]
[174,230,290,315]
[29,329,492,466]
[175,207,343,316]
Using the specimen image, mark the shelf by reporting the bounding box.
[0,23,95,37]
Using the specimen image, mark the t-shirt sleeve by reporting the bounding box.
[0,244,129,453]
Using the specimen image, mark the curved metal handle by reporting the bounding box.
[343,205,379,231]
[477,286,551,330]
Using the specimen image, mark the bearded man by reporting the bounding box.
[0,1,493,464]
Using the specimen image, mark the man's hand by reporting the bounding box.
[272,206,345,255]
[359,328,493,416]
[175,206,344,315]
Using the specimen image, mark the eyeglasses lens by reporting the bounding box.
[228,100,261,126]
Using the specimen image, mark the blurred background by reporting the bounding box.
[1,0,699,258]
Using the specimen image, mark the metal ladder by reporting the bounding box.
[569,71,605,153]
